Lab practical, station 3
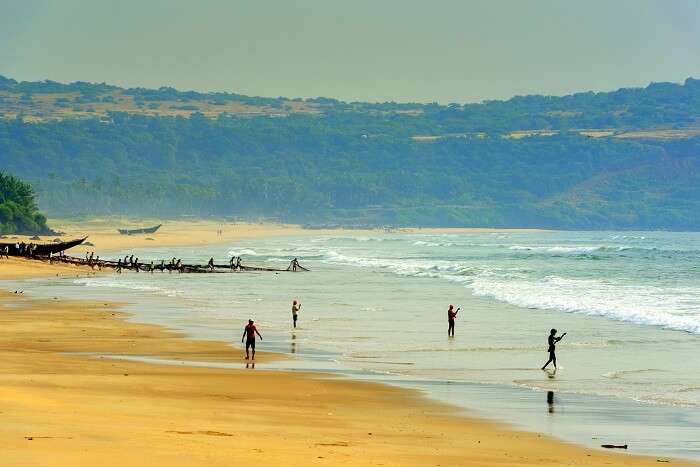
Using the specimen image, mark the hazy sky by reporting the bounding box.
[1,0,700,103]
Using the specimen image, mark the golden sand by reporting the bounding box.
[0,221,694,466]
[1,288,691,466]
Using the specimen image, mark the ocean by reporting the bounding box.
[11,230,700,459]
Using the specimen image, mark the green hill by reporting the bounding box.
[2,75,700,229]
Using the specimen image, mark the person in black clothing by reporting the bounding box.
[447,304,460,337]
[541,329,566,370]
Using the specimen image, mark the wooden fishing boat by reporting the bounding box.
[117,224,162,235]
[0,237,88,256]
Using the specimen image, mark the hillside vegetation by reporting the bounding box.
[2,75,700,228]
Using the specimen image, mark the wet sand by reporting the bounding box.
[0,271,694,465]
[0,221,695,465]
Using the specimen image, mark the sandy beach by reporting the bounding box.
[0,221,695,466]
[3,217,546,256]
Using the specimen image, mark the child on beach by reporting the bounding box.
[541,329,566,370]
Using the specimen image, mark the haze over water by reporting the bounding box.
[17,230,700,457]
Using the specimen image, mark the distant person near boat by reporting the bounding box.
[447,304,460,337]
[242,319,262,360]
[541,329,566,370]
[292,300,301,328]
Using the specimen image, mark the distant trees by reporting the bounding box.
[0,113,699,228]
[2,73,700,131]
[2,74,700,228]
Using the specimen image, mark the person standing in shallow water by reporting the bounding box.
[447,304,460,337]
[541,329,566,370]
[291,300,301,328]
[242,319,262,360]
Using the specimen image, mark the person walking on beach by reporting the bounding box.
[541,329,566,370]
[292,300,301,328]
[241,319,262,360]
[447,304,460,337]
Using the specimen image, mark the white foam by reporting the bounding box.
[413,240,456,247]
[227,248,258,256]
[508,245,602,254]
[73,277,181,297]
[320,243,700,335]
[469,275,700,334]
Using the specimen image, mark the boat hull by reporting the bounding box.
[117,224,162,235]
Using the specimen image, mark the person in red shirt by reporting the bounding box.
[447,304,460,337]
[241,319,263,360]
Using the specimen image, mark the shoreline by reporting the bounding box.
[1,220,696,465]
[3,217,552,256]
[1,285,690,466]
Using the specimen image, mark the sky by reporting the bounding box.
[1,0,700,103]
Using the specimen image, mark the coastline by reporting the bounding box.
[0,220,694,465]
[1,283,690,466]
[4,217,550,256]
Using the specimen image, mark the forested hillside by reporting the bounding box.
[0,172,51,234]
[2,76,700,228]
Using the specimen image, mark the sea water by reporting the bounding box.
[10,230,700,458]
